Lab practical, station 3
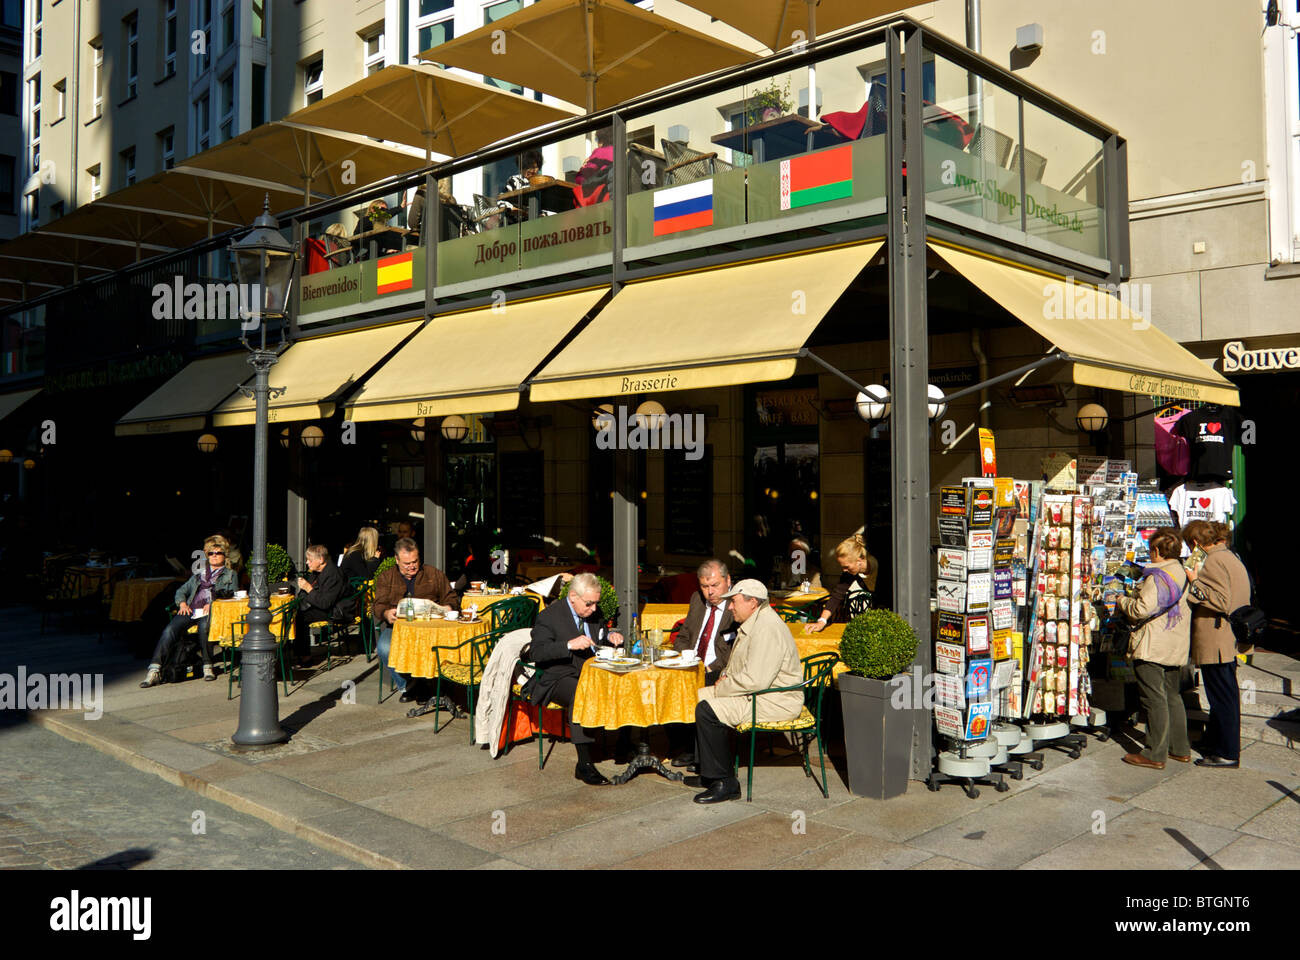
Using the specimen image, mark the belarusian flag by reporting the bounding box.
[376,252,414,295]
[779,145,854,210]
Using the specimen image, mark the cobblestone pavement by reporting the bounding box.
[0,717,361,870]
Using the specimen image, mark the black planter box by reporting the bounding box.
[839,672,911,799]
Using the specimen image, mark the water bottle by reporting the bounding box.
[630,615,642,658]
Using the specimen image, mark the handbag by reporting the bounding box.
[1226,563,1267,647]
[1110,575,1188,650]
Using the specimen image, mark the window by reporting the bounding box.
[90,39,104,118]
[87,164,102,201]
[218,72,234,141]
[195,93,210,151]
[362,25,386,76]
[251,0,265,39]
[195,0,212,75]
[2,0,20,29]
[163,0,177,77]
[29,0,41,62]
[412,0,454,61]
[125,13,139,99]
[158,126,175,169]
[482,1,523,94]
[121,147,136,187]
[24,189,38,229]
[303,56,323,105]
[0,71,15,116]
[53,78,64,121]
[27,75,39,174]
[0,155,14,215]
[220,0,234,49]
[251,63,265,127]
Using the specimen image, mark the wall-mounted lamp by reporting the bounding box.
[1076,402,1109,433]
[197,433,219,454]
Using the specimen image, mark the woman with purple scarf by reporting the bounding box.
[1114,528,1192,769]
[140,535,240,688]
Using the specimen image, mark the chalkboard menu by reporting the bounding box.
[665,447,712,556]
[499,450,544,547]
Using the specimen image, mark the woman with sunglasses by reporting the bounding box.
[140,535,239,687]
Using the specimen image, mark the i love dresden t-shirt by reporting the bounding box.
[1174,408,1238,478]
[1168,481,1236,526]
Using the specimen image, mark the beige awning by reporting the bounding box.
[286,64,582,160]
[115,353,253,437]
[212,322,421,427]
[676,0,907,53]
[345,288,609,421]
[0,388,40,424]
[426,0,759,112]
[528,241,882,402]
[932,243,1240,406]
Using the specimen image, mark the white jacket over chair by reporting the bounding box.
[475,628,535,758]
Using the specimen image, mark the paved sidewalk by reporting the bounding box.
[4,607,1299,870]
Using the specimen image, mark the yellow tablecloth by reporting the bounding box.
[459,592,543,617]
[211,596,297,648]
[771,588,830,609]
[788,622,847,680]
[639,603,689,632]
[387,617,492,678]
[67,564,130,599]
[109,577,182,622]
[572,659,705,730]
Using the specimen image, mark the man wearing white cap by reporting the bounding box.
[688,579,803,804]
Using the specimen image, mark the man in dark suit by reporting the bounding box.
[667,559,738,768]
[293,544,347,664]
[523,572,624,785]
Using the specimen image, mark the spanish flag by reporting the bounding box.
[376,252,414,295]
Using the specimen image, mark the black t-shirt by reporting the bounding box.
[1175,407,1239,479]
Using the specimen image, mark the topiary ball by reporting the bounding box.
[839,609,919,680]
[374,556,396,578]
[596,576,619,623]
[265,543,293,583]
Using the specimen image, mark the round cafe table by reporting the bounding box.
[771,587,830,609]
[211,595,297,648]
[788,621,848,681]
[109,577,183,622]
[572,657,705,784]
[386,616,491,678]
[459,591,544,618]
[639,603,688,632]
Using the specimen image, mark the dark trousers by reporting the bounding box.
[545,674,594,747]
[1133,659,1191,763]
[294,608,332,656]
[1199,660,1241,761]
[151,613,212,667]
[694,700,739,783]
[668,668,720,757]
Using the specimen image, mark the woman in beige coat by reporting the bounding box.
[1184,521,1251,769]
[1114,528,1191,770]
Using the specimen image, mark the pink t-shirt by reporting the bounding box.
[1154,409,1190,476]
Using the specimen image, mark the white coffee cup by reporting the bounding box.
[678,650,699,664]
[235,590,248,599]
[444,610,459,621]
[596,647,614,661]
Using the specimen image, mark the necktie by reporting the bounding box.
[696,605,717,661]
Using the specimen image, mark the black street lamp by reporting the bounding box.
[229,195,295,748]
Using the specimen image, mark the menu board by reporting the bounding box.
[664,447,712,555]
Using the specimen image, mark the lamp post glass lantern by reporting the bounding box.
[229,194,295,748]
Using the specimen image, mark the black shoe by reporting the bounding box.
[693,779,741,804]
[683,775,711,788]
[671,753,696,768]
[575,762,612,786]
[398,689,418,703]
[1194,755,1239,768]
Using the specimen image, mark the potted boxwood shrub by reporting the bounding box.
[265,544,295,594]
[838,609,920,799]
[595,576,619,626]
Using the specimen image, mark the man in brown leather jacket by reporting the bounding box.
[373,538,459,702]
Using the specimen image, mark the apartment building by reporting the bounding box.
[0,0,21,240]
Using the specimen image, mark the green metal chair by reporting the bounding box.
[225,597,297,700]
[488,595,538,632]
[771,601,814,623]
[507,658,568,770]
[734,652,839,802]
[309,580,372,670]
[431,627,500,741]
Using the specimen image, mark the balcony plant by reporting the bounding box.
[838,609,920,799]
[746,77,793,126]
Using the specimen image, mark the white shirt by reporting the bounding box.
[695,600,727,669]
[1168,482,1235,525]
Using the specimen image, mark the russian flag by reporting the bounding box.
[652,180,714,236]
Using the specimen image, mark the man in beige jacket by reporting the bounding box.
[689,579,802,804]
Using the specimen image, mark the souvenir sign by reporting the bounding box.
[991,598,1015,631]
[967,529,994,571]
[1042,452,1077,492]
[991,659,1017,690]
[934,706,964,739]
[938,514,968,546]
[978,429,998,477]
[940,486,968,516]
[937,613,964,646]
[966,572,992,612]
[965,658,992,698]
[936,580,966,613]
[1077,456,1108,485]
[935,640,965,675]
[965,702,993,740]
[967,481,996,528]
[964,614,990,654]
[934,673,965,710]
[993,568,1013,599]
[936,548,966,582]
[1105,459,1132,483]
[991,628,1013,660]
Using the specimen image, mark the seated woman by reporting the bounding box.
[340,526,382,583]
[498,149,546,222]
[573,129,613,207]
[140,535,238,687]
[806,534,878,632]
